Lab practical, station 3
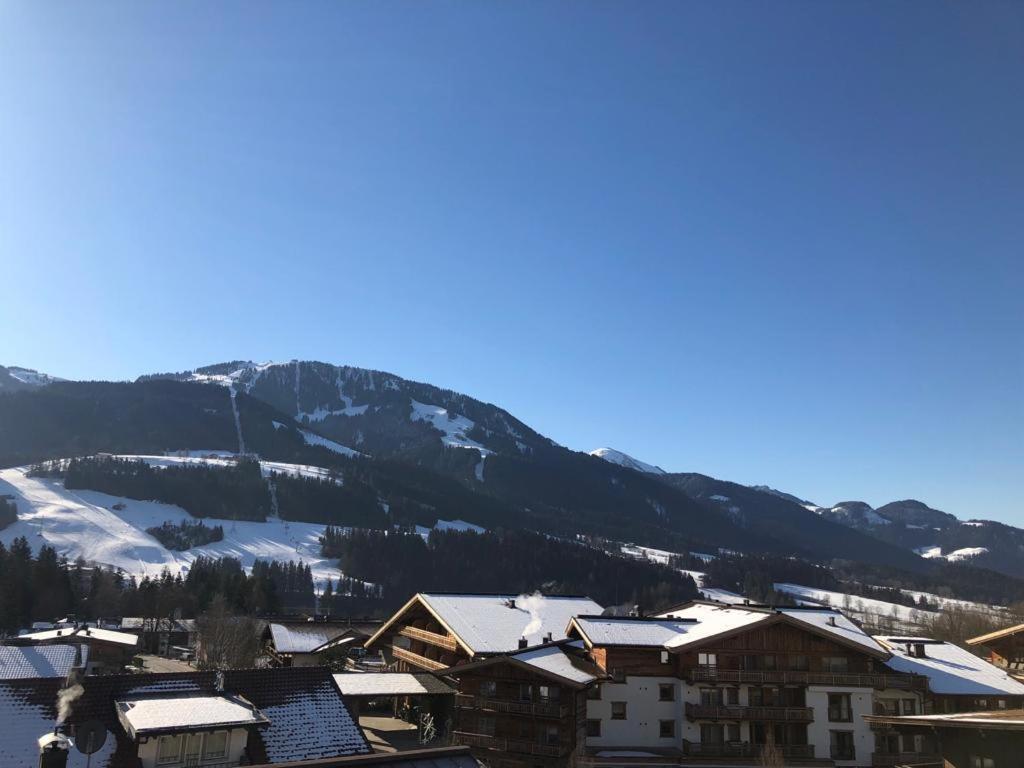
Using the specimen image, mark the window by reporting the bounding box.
[611,667,626,683]
[184,733,202,761]
[970,757,995,768]
[543,725,559,746]
[900,698,917,715]
[480,680,497,698]
[822,656,849,673]
[660,650,670,664]
[725,687,739,705]
[586,719,601,738]
[830,731,855,761]
[659,720,675,738]
[157,735,182,765]
[203,731,228,760]
[726,723,740,742]
[998,699,1007,709]
[659,683,675,702]
[701,724,724,745]
[587,685,601,700]
[790,654,809,671]
[611,701,627,720]
[828,693,852,722]
[700,688,724,706]
[478,716,496,736]
[538,685,560,702]
[698,652,717,667]
[518,683,533,702]
[876,699,898,716]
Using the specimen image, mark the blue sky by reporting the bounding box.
[1,2,1021,523]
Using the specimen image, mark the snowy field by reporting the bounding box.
[0,466,346,586]
[117,454,344,484]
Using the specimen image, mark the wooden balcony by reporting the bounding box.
[453,730,568,757]
[456,692,569,719]
[683,740,815,759]
[688,666,926,690]
[685,703,813,722]
[397,625,459,652]
[391,645,449,671]
[872,753,942,767]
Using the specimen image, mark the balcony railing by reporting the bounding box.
[453,730,567,757]
[683,740,814,759]
[456,693,569,718]
[685,703,813,722]
[391,645,450,671]
[688,666,926,690]
[872,753,942,767]
[397,625,459,652]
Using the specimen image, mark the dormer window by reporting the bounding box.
[157,735,182,764]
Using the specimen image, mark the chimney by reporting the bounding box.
[506,598,517,610]
[913,643,926,658]
[38,732,71,768]
[518,637,528,650]
[543,632,553,643]
[827,616,837,627]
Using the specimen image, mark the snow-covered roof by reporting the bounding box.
[416,593,603,654]
[876,637,1024,696]
[571,617,700,648]
[17,626,139,647]
[333,672,455,697]
[867,709,1024,731]
[778,608,888,655]
[512,644,599,684]
[269,622,353,655]
[116,694,267,737]
[0,645,79,679]
[657,602,775,649]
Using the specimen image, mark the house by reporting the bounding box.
[966,622,1024,672]
[119,617,198,657]
[0,666,371,767]
[864,709,1024,768]
[0,644,86,681]
[266,620,380,667]
[875,636,1024,713]
[365,593,604,672]
[445,639,602,768]
[10,624,138,674]
[567,601,928,767]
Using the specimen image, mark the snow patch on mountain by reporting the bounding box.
[410,399,492,457]
[0,467,345,586]
[272,421,363,458]
[913,545,989,562]
[589,448,666,475]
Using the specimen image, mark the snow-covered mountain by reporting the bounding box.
[0,364,63,392]
[589,447,666,475]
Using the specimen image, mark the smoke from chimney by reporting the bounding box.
[517,592,546,639]
[55,684,84,726]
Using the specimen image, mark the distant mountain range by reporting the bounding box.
[2,359,1019,579]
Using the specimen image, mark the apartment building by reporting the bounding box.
[568,602,928,767]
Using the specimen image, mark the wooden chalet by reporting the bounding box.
[967,622,1024,673]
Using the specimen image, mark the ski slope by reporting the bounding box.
[0,466,345,586]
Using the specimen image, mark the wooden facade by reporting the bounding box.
[368,598,472,672]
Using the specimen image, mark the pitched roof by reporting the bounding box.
[0,644,80,680]
[246,745,481,768]
[777,607,888,655]
[16,626,139,648]
[876,636,1024,696]
[117,693,268,737]
[569,617,701,648]
[0,667,369,768]
[333,672,455,697]
[269,623,355,654]
[967,623,1024,647]
[442,640,600,687]
[392,593,603,655]
[427,593,604,654]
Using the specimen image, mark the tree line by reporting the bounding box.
[0,538,316,633]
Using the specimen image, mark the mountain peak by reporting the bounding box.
[0,365,64,392]
[589,447,667,475]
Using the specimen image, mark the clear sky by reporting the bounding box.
[1,2,1021,523]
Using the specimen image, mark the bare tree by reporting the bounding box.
[759,733,784,768]
[196,595,263,670]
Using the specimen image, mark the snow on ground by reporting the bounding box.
[0,467,345,587]
[773,583,937,625]
[913,545,989,563]
[272,422,363,458]
[589,448,666,475]
[414,519,487,538]
[117,455,342,484]
[698,587,748,604]
[620,544,707,585]
[410,400,492,455]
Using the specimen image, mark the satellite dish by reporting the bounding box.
[75,720,107,755]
